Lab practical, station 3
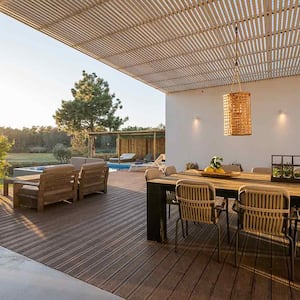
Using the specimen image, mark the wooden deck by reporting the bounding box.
[1,171,300,299]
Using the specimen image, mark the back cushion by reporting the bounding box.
[70,157,86,170]
[81,162,106,171]
[85,158,105,164]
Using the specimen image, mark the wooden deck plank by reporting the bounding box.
[0,171,300,299]
[147,249,199,300]
[230,234,257,299]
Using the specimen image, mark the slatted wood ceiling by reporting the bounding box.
[0,0,299,93]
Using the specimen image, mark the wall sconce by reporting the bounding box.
[278,110,287,124]
[194,115,200,121]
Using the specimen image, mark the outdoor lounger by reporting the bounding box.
[109,153,136,162]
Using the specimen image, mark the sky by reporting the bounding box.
[0,13,165,129]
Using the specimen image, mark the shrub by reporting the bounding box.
[0,135,13,178]
[52,143,72,163]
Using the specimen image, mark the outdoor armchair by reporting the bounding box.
[235,184,294,281]
[78,162,109,200]
[13,164,78,211]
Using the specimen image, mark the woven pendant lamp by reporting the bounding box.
[223,26,252,136]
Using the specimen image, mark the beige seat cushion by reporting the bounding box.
[18,185,39,199]
[85,158,105,164]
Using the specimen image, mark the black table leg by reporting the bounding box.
[147,182,167,242]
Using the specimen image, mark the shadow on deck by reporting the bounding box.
[0,171,300,299]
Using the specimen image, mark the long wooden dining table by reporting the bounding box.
[146,171,300,243]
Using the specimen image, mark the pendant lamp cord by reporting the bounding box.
[230,25,242,92]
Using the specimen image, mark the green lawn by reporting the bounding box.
[6,153,60,176]
[7,153,59,164]
[0,153,60,181]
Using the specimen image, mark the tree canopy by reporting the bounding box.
[0,126,70,153]
[54,71,128,133]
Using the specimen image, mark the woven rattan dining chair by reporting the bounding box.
[235,185,294,281]
[164,165,178,219]
[175,179,222,262]
[251,167,271,174]
[144,167,163,181]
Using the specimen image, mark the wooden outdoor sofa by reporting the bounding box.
[13,164,78,211]
[13,161,109,211]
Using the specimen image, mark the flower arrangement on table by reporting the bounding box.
[204,156,225,174]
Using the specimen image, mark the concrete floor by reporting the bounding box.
[0,247,123,300]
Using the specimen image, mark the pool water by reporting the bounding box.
[107,162,131,170]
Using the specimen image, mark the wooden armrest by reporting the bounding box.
[215,205,226,211]
[13,180,39,186]
[215,205,226,216]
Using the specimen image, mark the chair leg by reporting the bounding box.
[175,218,180,252]
[294,219,298,257]
[287,235,294,281]
[168,204,171,219]
[13,183,22,208]
[186,220,188,237]
[216,224,221,263]
[225,197,230,243]
[235,229,239,267]
[181,219,185,238]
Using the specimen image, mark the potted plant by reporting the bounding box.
[294,169,300,179]
[272,167,282,178]
[283,163,293,178]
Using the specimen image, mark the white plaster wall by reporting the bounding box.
[165,75,300,172]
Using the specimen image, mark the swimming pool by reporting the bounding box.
[13,163,131,176]
[107,162,131,170]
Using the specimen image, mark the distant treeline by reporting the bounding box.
[0,126,70,153]
[0,124,165,153]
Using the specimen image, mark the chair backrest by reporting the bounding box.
[70,157,105,170]
[144,153,153,162]
[251,167,271,174]
[85,158,105,164]
[175,179,216,224]
[144,168,163,181]
[70,157,86,170]
[43,164,75,174]
[79,162,108,179]
[238,185,290,236]
[153,154,165,166]
[120,153,136,160]
[165,165,177,176]
[39,165,78,201]
[222,164,242,172]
